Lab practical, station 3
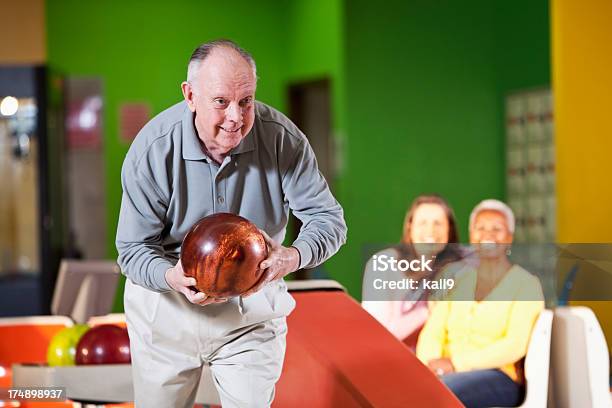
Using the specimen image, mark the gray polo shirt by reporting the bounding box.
[116,100,347,292]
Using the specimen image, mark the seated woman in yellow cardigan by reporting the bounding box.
[416,199,544,408]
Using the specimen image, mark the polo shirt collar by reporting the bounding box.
[231,129,255,155]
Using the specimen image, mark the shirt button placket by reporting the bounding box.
[214,157,230,212]
[216,178,227,211]
[208,161,218,212]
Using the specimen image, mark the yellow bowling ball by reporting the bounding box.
[47,324,90,366]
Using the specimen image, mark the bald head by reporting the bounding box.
[190,46,256,95]
[187,40,257,86]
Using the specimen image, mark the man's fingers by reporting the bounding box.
[259,229,278,249]
[259,228,272,241]
[197,296,213,306]
[179,287,195,300]
[260,252,279,270]
[198,296,228,306]
[180,286,205,304]
[183,276,197,287]
[189,291,206,303]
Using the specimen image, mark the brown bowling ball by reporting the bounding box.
[180,213,268,298]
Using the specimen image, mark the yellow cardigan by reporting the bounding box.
[416,264,544,381]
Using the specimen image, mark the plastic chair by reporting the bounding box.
[510,309,553,408]
[551,307,612,408]
[52,260,120,324]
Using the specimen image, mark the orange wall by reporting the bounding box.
[553,0,612,351]
[0,0,46,64]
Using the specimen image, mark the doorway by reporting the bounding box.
[287,78,334,280]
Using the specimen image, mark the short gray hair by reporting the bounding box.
[469,199,516,234]
[187,39,257,83]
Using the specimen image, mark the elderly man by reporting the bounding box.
[116,39,347,407]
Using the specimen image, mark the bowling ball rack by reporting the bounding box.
[11,362,219,405]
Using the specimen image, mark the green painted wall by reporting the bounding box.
[286,0,346,135]
[332,0,550,298]
[494,1,551,93]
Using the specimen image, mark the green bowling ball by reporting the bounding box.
[47,324,90,366]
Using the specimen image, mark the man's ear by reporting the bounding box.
[181,81,196,112]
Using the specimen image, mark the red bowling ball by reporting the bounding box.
[75,325,131,365]
[181,213,268,298]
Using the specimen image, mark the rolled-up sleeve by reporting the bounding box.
[116,160,173,292]
[280,138,347,269]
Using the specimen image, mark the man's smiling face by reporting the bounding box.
[183,47,257,158]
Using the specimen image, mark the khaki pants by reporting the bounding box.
[124,279,295,408]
